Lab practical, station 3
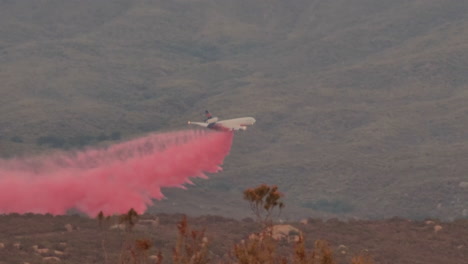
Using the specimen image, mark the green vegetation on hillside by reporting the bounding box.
[0,0,467,220]
[35,131,121,149]
[302,200,354,214]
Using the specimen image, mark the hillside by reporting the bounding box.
[0,0,467,220]
[0,213,467,264]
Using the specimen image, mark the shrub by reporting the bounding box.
[111,131,121,140]
[36,136,66,148]
[243,184,285,226]
[173,216,209,264]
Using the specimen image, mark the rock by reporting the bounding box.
[37,248,49,254]
[43,256,61,262]
[337,244,348,254]
[458,182,468,188]
[299,219,308,225]
[337,244,348,250]
[434,225,443,233]
[64,224,74,232]
[248,233,261,240]
[54,250,65,256]
[292,235,301,242]
[0,242,4,249]
[110,224,126,230]
[33,245,49,254]
[270,225,302,242]
[13,242,21,249]
[139,218,159,228]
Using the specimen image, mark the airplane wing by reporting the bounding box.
[187,121,209,127]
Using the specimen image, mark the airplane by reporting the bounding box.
[188,110,256,131]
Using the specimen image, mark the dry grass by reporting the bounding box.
[0,213,467,264]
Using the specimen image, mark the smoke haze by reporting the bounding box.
[0,130,233,216]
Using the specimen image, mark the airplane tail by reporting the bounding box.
[205,110,212,120]
[204,110,218,123]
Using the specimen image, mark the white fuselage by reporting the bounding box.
[188,117,256,131]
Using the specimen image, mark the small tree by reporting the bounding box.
[243,184,285,226]
[117,209,155,264]
[173,215,209,264]
[119,208,139,232]
[292,237,337,264]
[97,211,112,264]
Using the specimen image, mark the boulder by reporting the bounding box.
[434,225,443,233]
[337,244,348,255]
[270,225,302,242]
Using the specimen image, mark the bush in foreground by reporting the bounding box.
[108,184,374,264]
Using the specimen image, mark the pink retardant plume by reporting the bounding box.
[0,130,233,216]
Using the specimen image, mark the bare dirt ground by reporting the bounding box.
[0,213,466,264]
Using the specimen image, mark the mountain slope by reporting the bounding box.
[0,0,467,220]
